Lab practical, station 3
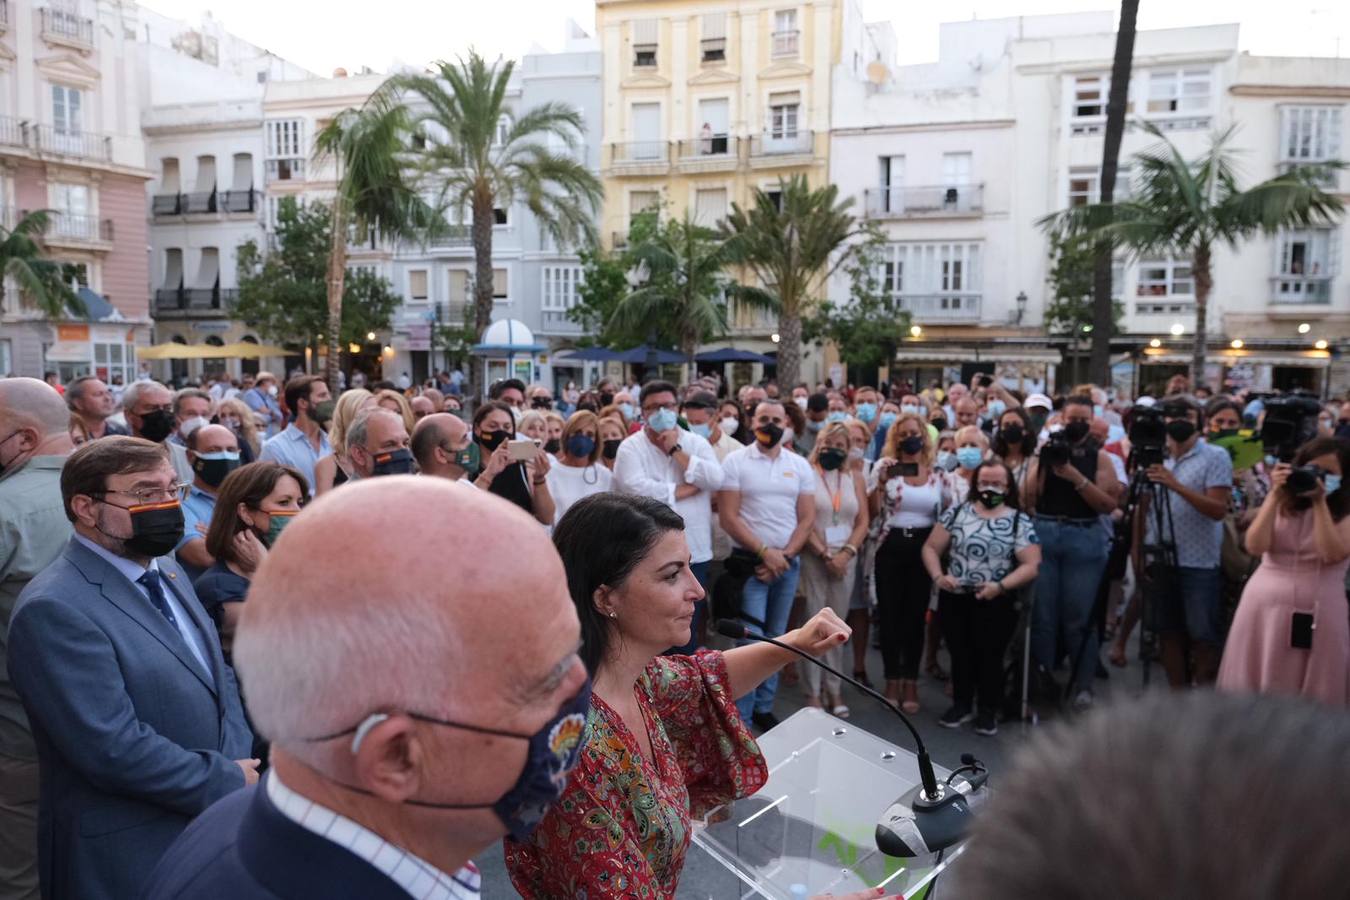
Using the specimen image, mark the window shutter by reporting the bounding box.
[633,18,658,44]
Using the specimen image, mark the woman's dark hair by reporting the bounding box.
[471,400,515,439]
[969,460,1022,511]
[992,407,1036,459]
[1288,436,1350,520]
[204,462,309,562]
[719,398,751,444]
[1205,398,1241,428]
[552,493,687,674]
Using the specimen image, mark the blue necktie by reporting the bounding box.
[137,569,179,630]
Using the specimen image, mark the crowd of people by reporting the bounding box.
[0,363,1347,899]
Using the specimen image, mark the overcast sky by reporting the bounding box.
[138,0,1349,77]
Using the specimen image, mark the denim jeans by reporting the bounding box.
[665,560,712,655]
[735,556,802,720]
[1031,517,1109,694]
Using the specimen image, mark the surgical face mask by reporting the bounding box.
[689,422,712,440]
[311,399,336,427]
[1324,473,1343,494]
[1264,454,1279,468]
[782,427,795,448]
[1094,404,1105,418]
[1107,424,1127,444]
[267,384,279,398]
[646,408,678,433]
[878,412,899,431]
[754,423,784,448]
[956,447,983,470]
[795,396,808,410]
[986,400,1006,420]
[307,678,593,841]
[99,499,185,558]
[848,447,865,462]
[371,447,415,477]
[976,489,1005,510]
[479,428,510,452]
[901,404,920,416]
[218,415,242,432]
[719,417,740,436]
[826,411,848,424]
[937,450,955,471]
[179,415,210,441]
[618,402,636,421]
[818,447,847,471]
[805,419,824,433]
[855,402,877,424]
[192,450,242,488]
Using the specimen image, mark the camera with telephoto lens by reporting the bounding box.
[1129,405,1168,469]
[1286,463,1326,496]
[1039,430,1073,468]
[1259,394,1322,464]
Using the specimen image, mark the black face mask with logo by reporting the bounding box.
[371,448,416,477]
[99,500,185,558]
[137,409,176,444]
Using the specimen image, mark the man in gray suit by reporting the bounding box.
[7,436,256,900]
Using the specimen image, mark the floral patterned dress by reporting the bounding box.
[505,649,768,898]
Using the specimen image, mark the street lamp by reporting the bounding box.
[1169,323,1185,336]
[366,331,377,342]
[910,325,922,338]
[1015,291,1027,325]
[1149,338,1162,348]
[770,333,781,344]
[1315,339,1329,351]
[1231,339,1244,349]
[1298,322,1311,334]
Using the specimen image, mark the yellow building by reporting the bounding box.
[596,0,847,353]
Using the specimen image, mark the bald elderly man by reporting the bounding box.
[144,477,592,898]
[0,379,75,899]
[411,413,474,482]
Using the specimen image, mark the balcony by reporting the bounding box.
[608,141,670,176]
[154,287,237,315]
[429,224,472,249]
[40,212,114,247]
[183,191,217,215]
[771,29,799,58]
[31,125,112,162]
[865,185,985,219]
[152,193,182,217]
[676,136,739,173]
[749,130,814,167]
[897,293,982,323]
[540,309,583,335]
[40,8,93,50]
[0,116,22,149]
[266,158,305,182]
[222,190,259,214]
[1271,275,1333,306]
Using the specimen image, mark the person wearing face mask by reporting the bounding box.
[1023,393,1054,442]
[796,392,830,456]
[597,414,628,471]
[175,424,243,581]
[869,414,951,714]
[145,477,588,900]
[1135,397,1233,689]
[259,376,332,498]
[1023,395,1121,711]
[507,493,851,899]
[799,423,870,716]
[167,389,213,449]
[8,437,255,900]
[542,411,566,457]
[123,380,197,486]
[935,430,958,473]
[194,462,307,661]
[947,425,990,506]
[0,379,76,899]
[313,389,377,495]
[214,397,260,463]
[852,387,880,428]
[614,382,725,652]
[469,402,555,525]
[1218,436,1350,707]
[717,399,751,446]
[411,413,477,483]
[993,408,1037,492]
[345,409,417,480]
[719,401,819,729]
[542,410,613,524]
[242,373,284,440]
[922,461,1041,736]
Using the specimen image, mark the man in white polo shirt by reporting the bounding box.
[614,380,724,652]
[718,399,817,729]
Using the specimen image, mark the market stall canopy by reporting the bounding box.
[44,341,92,363]
[136,342,290,360]
[695,347,776,364]
[610,345,687,364]
[472,318,545,355]
[554,346,623,362]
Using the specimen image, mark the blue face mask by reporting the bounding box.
[689,422,712,439]
[1264,454,1279,468]
[900,404,920,416]
[855,403,878,423]
[936,450,956,471]
[1107,424,1126,444]
[826,411,848,424]
[878,411,899,431]
[566,434,596,458]
[956,447,983,470]
[1324,473,1342,494]
[986,400,1006,420]
[309,678,593,842]
[646,408,678,432]
[618,402,635,421]
[805,419,824,433]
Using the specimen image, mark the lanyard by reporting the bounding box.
[823,469,844,524]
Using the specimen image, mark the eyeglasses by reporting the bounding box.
[95,482,190,506]
[642,402,677,414]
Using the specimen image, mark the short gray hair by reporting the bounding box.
[345,407,399,453]
[173,388,211,416]
[120,379,169,413]
[946,692,1350,899]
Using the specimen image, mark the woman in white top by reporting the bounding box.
[545,410,614,525]
[799,422,869,716]
[947,425,990,507]
[870,413,950,713]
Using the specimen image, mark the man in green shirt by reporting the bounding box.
[0,378,74,899]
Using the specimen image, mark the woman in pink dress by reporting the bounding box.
[1218,436,1350,707]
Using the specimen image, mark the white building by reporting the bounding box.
[830,13,1349,394]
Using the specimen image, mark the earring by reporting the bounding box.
[609,611,618,619]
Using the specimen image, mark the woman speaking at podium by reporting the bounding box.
[504,493,851,898]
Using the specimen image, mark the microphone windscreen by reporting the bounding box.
[961,753,976,766]
[715,618,747,639]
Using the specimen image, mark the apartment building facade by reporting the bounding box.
[0,0,150,380]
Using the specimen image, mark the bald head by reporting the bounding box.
[0,377,72,436]
[411,413,471,479]
[410,395,435,421]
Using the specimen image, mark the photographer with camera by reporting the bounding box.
[1023,395,1120,710]
[1219,436,1350,707]
[1135,396,1233,688]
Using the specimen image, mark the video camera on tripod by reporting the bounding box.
[1259,394,1323,494]
[1128,406,1168,469]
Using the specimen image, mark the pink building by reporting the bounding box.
[0,0,150,381]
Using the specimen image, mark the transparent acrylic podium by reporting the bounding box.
[691,707,966,899]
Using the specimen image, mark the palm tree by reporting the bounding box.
[723,176,858,388]
[313,93,441,391]
[613,214,767,382]
[0,211,81,319]
[380,51,603,346]
[1087,0,1140,384]
[1042,124,1344,386]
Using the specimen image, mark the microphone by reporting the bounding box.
[715,618,984,858]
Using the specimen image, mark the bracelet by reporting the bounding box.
[756,543,769,559]
[533,478,547,486]
[1075,479,1090,492]
[841,544,858,557]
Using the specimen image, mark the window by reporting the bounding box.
[447,269,471,308]
[50,182,90,238]
[92,341,136,388]
[1072,75,1107,119]
[696,98,730,154]
[542,266,583,311]
[51,84,83,135]
[1274,228,1336,303]
[769,92,799,138]
[1146,68,1211,115]
[879,242,983,317]
[1067,166,1132,206]
[631,103,662,160]
[694,188,728,226]
[265,119,302,158]
[1280,106,1343,188]
[942,152,972,187]
[1136,257,1194,306]
[494,114,512,147]
[629,190,659,225]
[409,269,429,301]
[633,18,658,67]
[492,268,509,301]
[493,207,509,226]
[773,9,798,57]
[701,13,727,63]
